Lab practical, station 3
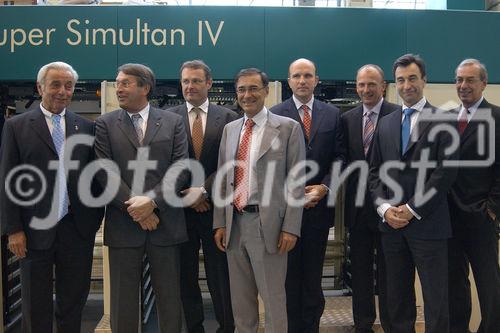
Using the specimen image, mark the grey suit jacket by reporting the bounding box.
[94,107,189,247]
[213,111,306,254]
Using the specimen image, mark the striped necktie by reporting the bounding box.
[363,110,374,156]
[51,114,69,220]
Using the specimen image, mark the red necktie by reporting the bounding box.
[302,105,311,140]
[234,118,255,211]
[458,108,469,135]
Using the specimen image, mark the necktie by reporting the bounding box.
[302,105,311,141]
[458,108,469,135]
[191,107,204,160]
[363,111,374,156]
[51,114,69,220]
[401,108,416,153]
[131,114,144,144]
[234,118,255,212]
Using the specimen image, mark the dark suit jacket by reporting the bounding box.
[342,100,399,230]
[448,99,500,229]
[0,108,104,250]
[94,107,189,247]
[270,97,345,228]
[368,102,458,239]
[0,114,4,147]
[167,103,239,195]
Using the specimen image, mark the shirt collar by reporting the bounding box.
[363,98,384,116]
[186,99,209,114]
[127,103,150,119]
[292,95,314,111]
[460,96,484,117]
[40,104,66,118]
[402,96,427,113]
[244,107,268,128]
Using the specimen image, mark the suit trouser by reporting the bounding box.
[381,232,449,333]
[349,225,390,333]
[226,211,287,333]
[20,213,94,333]
[180,209,234,333]
[109,239,182,333]
[448,212,500,333]
[286,222,330,333]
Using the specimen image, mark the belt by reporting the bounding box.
[236,204,259,214]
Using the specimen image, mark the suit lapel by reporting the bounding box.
[142,108,162,146]
[65,111,80,138]
[117,109,140,148]
[200,104,222,162]
[257,113,280,161]
[228,118,244,160]
[461,99,491,143]
[30,108,57,156]
[352,106,365,158]
[404,103,432,155]
[309,100,326,143]
[390,109,402,157]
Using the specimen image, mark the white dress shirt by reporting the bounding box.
[41,104,66,137]
[458,96,483,122]
[239,107,268,205]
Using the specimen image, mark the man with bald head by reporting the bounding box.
[270,58,345,332]
[448,59,500,333]
[341,64,399,332]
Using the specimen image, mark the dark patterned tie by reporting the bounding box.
[302,105,311,140]
[191,107,204,160]
[131,114,144,144]
[363,111,374,156]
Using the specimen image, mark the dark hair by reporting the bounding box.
[234,68,269,88]
[392,54,426,79]
[117,63,156,98]
[180,60,212,81]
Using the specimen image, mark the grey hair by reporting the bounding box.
[456,58,488,82]
[37,61,78,88]
[357,64,385,81]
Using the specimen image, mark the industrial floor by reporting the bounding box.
[9,294,425,332]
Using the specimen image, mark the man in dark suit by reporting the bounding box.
[0,61,104,333]
[368,54,457,333]
[448,58,500,333]
[0,108,4,146]
[94,63,189,333]
[342,64,399,333]
[168,60,237,333]
[270,58,345,332]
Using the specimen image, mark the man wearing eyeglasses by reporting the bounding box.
[213,68,305,333]
[447,59,500,333]
[167,60,238,333]
[94,63,189,333]
[270,58,345,332]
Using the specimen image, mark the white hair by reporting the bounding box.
[37,61,79,88]
[456,58,488,82]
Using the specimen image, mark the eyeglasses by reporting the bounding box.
[236,86,266,95]
[115,80,136,89]
[455,77,482,85]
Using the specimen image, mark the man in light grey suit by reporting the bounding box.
[94,63,189,333]
[213,68,305,333]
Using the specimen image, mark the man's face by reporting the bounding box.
[456,64,486,108]
[288,60,319,103]
[356,67,386,109]
[181,67,212,107]
[37,69,75,114]
[395,63,426,106]
[236,74,269,118]
[115,71,150,112]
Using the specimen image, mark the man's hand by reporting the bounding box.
[384,207,410,229]
[214,228,227,252]
[137,212,160,231]
[304,184,329,209]
[277,231,298,255]
[181,187,206,207]
[8,231,27,258]
[125,196,155,222]
[193,200,211,213]
[396,204,415,221]
[487,207,496,221]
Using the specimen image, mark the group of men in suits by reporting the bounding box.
[0,54,498,333]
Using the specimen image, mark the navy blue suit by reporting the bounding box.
[368,102,458,333]
[270,97,345,332]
